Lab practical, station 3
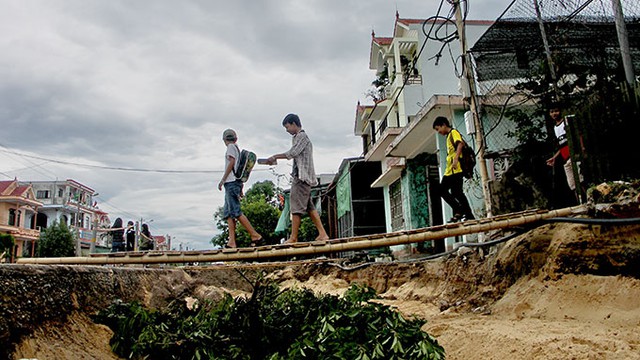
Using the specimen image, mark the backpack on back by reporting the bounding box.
[449,130,476,179]
[233,145,257,183]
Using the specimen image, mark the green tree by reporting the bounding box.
[211,181,282,248]
[0,233,15,261]
[36,221,75,257]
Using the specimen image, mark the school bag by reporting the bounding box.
[449,129,476,179]
[233,145,257,183]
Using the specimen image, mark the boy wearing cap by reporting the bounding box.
[267,114,329,243]
[218,129,263,248]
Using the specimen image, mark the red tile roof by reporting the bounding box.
[0,181,12,194]
[10,185,29,197]
[397,18,494,26]
[153,235,166,245]
[373,37,393,46]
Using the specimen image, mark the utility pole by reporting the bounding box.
[453,0,493,218]
[611,0,635,86]
[74,197,81,256]
[90,217,98,253]
[533,0,560,99]
[135,220,140,251]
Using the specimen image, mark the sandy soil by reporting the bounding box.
[421,275,640,360]
[13,313,119,360]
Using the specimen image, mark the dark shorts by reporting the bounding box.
[111,241,125,252]
[223,180,243,219]
[290,177,315,215]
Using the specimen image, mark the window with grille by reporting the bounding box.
[36,190,50,199]
[390,180,403,231]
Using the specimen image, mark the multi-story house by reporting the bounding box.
[0,179,42,259]
[22,179,103,251]
[355,14,493,251]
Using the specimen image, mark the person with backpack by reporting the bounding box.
[217,129,264,248]
[267,114,329,243]
[433,116,475,222]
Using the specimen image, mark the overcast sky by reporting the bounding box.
[0,0,506,250]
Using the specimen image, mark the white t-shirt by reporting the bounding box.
[224,143,240,183]
[554,121,568,147]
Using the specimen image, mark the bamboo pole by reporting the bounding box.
[17,205,586,265]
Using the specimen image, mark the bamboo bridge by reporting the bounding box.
[16,205,587,265]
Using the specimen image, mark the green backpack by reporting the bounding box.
[233,145,257,183]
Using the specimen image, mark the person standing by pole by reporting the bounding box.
[546,103,583,205]
[268,113,329,243]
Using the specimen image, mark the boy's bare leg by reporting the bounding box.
[285,214,302,243]
[226,218,237,248]
[237,214,262,241]
[309,209,329,241]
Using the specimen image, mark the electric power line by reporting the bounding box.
[0,147,269,174]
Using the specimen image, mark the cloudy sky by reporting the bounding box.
[0,0,506,250]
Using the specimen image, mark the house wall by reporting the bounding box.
[415,22,490,102]
[402,85,425,118]
[0,202,13,226]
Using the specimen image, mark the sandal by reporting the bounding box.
[250,238,265,247]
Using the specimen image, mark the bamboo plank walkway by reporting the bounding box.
[16,205,586,265]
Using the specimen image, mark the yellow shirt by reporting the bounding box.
[444,129,463,176]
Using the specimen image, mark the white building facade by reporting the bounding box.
[22,179,109,248]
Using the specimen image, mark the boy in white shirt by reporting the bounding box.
[218,129,263,248]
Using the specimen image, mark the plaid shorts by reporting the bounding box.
[290,177,315,215]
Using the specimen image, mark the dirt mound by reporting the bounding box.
[425,275,640,360]
[13,313,118,360]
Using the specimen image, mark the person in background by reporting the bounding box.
[433,116,475,222]
[125,221,135,251]
[139,223,154,251]
[110,217,125,252]
[546,103,583,204]
[267,113,329,243]
[217,128,264,248]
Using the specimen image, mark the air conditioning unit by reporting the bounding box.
[464,111,476,135]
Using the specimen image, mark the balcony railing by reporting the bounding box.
[0,225,40,239]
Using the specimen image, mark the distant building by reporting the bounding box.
[0,179,42,260]
[21,179,105,251]
[153,235,168,251]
